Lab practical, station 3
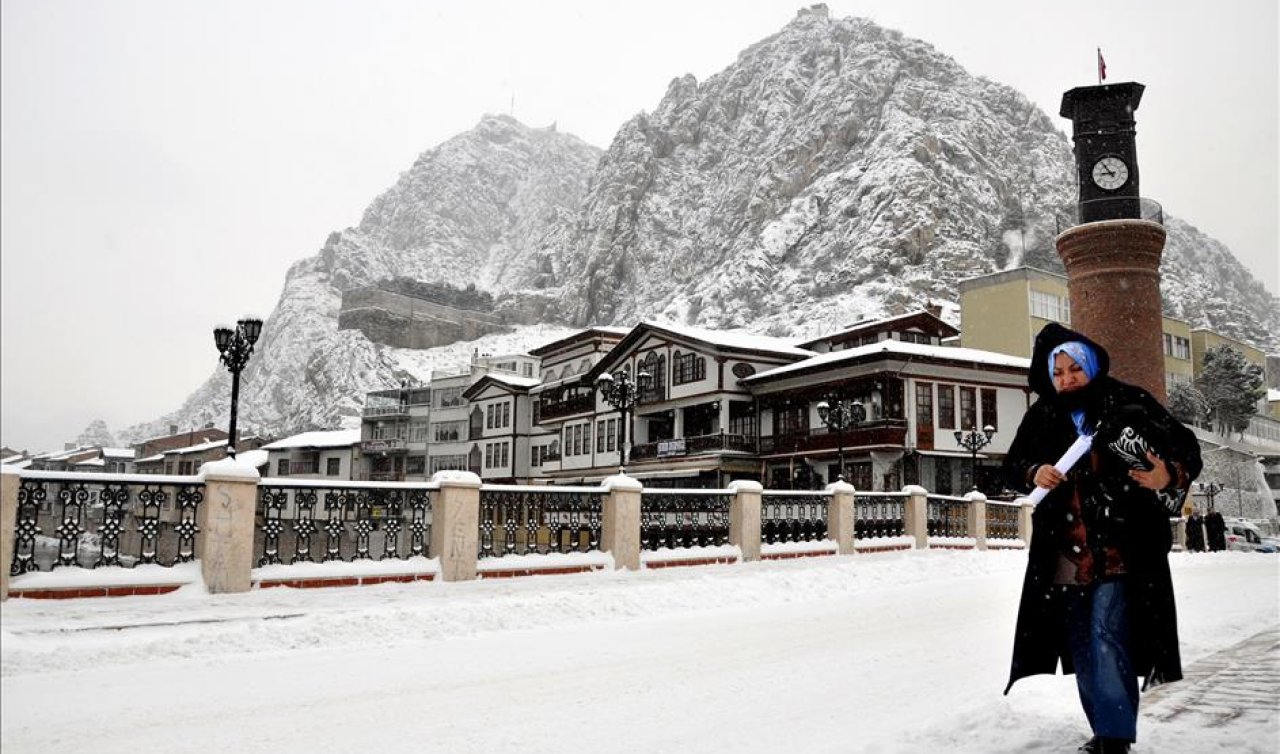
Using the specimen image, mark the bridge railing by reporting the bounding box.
[1,467,1035,600]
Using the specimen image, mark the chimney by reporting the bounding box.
[169,424,179,435]
[925,301,943,318]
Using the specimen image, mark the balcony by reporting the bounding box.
[629,432,756,461]
[362,404,409,418]
[759,419,908,455]
[537,393,595,422]
[360,438,407,454]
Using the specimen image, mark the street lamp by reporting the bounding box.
[213,317,264,459]
[817,397,865,482]
[954,424,996,491]
[595,368,652,474]
[1196,480,1223,514]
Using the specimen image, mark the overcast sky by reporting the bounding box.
[2,0,1276,454]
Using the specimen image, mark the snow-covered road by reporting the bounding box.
[3,549,1276,753]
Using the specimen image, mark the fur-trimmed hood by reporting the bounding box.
[1028,322,1112,398]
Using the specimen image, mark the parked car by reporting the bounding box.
[1225,521,1279,553]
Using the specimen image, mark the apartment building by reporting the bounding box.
[262,430,361,480]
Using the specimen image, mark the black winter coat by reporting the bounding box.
[1002,323,1202,694]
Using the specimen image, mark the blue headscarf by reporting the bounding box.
[1048,340,1100,436]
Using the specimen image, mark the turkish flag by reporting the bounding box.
[1097,48,1107,82]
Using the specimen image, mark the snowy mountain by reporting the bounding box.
[543,5,1278,343]
[121,117,598,442]
[123,5,1279,443]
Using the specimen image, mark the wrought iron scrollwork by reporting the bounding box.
[926,497,969,538]
[96,483,130,568]
[761,494,829,544]
[854,494,906,540]
[11,479,44,575]
[477,489,603,558]
[986,504,1019,540]
[259,487,289,566]
[639,492,730,551]
[256,484,433,565]
[8,475,205,575]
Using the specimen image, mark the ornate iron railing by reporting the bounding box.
[631,432,756,461]
[926,495,970,538]
[640,490,731,550]
[256,480,434,565]
[10,472,203,575]
[853,493,906,540]
[477,486,604,557]
[761,491,829,544]
[535,392,596,422]
[986,502,1021,541]
[759,420,908,455]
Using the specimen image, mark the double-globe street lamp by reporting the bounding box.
[1196,480,1223,514]
[817,397,865,483]
[954,424,996,492]
[595,369,652,474]
[213,318,264,459]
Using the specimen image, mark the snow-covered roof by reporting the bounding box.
[1,454,25,464]
[639,321,814,357]
[100,447,136,459]
[1268,388,1280,403]
[35,446,94,461]
[261,429,362,451]
[482,373,541,388]
[136,453,165,464]
[1,458,32,469]
[745,340,1031,382]
[236,449,270,469]
[819,310,958,339]
[165,438,229,455]
[74,458,106,467]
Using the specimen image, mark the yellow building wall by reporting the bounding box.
[1190,329,1267,379]
[961,278,1033,357]
[1161,317,1194,390]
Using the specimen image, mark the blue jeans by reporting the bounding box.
[1064,580,1139,741]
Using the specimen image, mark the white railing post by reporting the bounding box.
[197,459,261,594]
[1018,498,1035,545]
[966,490,988,551]
[728,480,763,562]
[825,480,856,555]
[903,485,929,549]
[602,474,643,570]
[429,471,481,582]
[1,467,17,601]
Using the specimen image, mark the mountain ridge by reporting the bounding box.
[120,6,1278,445]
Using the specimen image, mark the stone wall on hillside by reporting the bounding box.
[338,286,511,350]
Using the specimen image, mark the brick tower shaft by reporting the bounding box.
[1055,219,1168,403]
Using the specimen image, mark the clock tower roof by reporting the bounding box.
[1059,82,1145,123]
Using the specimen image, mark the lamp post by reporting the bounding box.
[1197,480,1223,514]
[954,424,996,492]
[817,397,865,483]
[595,368,652,474]
[213,317,264,459]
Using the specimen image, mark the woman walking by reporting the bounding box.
[1002,323,1202,754]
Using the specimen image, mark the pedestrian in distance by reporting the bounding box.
[1184,509,1205,553]
[1002,323,1202,754]
[1205,508,1227,552]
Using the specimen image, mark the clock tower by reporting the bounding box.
[1055,80,1169,402]
[1059,82,1145,222]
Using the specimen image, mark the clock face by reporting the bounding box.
[1091,156,1130,191]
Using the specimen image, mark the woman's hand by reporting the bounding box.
[1033,464,1065,489]
[1129,451,1172,490]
